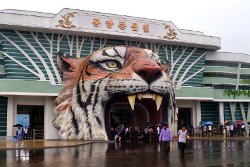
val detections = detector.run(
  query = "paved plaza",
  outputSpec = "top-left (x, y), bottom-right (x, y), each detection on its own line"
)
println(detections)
top-left (0, 139), bottom-right (250, 167)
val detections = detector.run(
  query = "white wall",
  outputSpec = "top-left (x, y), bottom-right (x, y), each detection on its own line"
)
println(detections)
top-left (6, 96), bottom-right (14, 137)
top-left (219, 102), bottom-right (224, 124)
top-left (196, 101), bottom-right (201, 127)
top-left (44, 97), bottom-right (59, 139)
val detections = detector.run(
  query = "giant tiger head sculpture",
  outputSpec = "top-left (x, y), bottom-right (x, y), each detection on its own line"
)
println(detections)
top-left (53, 46), bottom-right (175, 140)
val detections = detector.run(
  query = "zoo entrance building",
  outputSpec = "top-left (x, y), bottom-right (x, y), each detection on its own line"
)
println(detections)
top-left (0, 9), bottom-right (250, 139)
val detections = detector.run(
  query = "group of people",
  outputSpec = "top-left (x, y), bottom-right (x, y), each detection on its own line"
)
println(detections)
top-left (112, 123), bottom-right (190, 158)
top-left (14, 126), bottom-right (29, 141)
top-left (111, 124), bottom-right (156, 144)
top-left (201, 124), bottom-right (213, 136)
top-left (199, 123), bottom-right (247, 137)
top-left (223, 123), bottom-right (246, 137)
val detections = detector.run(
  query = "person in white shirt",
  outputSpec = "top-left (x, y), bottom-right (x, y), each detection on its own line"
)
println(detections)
top-left (230, 124), bottom-right (234, 137)
top-left (23, 126), bottom-right (28, 140)
top-left (226, 125), bottom-right (230, 137)
top-left (241, 124), bottom-right (245, 136)
top-left (208, 125), bottom-right (212, 136)
top-left (178, 125), bottom-right (190, 158)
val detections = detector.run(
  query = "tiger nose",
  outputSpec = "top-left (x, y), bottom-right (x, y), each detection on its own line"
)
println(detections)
top-left (134, 65), bottom-right (162, 84)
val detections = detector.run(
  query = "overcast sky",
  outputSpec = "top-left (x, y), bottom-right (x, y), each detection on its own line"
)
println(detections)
top-left (1, 0), bottom-right (250, 54)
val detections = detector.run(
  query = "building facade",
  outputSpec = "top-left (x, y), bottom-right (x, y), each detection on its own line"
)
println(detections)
top-left (0, 9), bottom-right (249, 139)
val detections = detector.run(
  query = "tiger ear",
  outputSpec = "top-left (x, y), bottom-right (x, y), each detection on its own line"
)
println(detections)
top-left (56, 51), bottom-right (89, 83)
top-left (57, 51), bottom-right (75, 73)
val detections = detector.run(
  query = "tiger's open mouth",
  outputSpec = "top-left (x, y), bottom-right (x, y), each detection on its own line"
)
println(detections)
top-left (105, 91), bottom-right (168, 140)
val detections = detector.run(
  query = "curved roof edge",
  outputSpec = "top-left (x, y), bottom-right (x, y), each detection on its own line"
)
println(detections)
top-left (0, 8), bottom-right (221, 50)
top-left (206, 51), bottom-right (250, 64)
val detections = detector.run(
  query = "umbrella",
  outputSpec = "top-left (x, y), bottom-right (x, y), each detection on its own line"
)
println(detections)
top-left (225, 120), bottom-right (234, 125)
top-left (204, 121), bottom-right (213, 126)
top-left (13, 124), bottom-right (23, 127)
top-left (235, 120), bottom-right (244, 125)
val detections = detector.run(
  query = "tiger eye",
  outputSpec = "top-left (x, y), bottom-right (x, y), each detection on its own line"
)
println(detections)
top-left (106, 61), bottom-right (118, 68)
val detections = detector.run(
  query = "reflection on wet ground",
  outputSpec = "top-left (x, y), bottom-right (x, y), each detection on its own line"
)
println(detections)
top-left (1, 140), bottom-right (250, 167)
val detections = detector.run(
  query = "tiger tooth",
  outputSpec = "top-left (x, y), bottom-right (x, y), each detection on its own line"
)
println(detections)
top-left (155, 95), bottom-right (163, 111)
top-left (128, 95), bottom-right (136, 110)
top-left (152, 94), bottom-right (156, 100)
top-left (137, 94), bottom-right (142, 100)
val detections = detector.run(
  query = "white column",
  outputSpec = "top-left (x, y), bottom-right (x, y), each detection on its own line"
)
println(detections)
top-left (219, 102), bottom-right (224, 124)
top-left (44, 97), bottom-right (59, 139)
top-left (191, 102), bottom-right (196, 127)
top-left (196, 101), bottom-right (201, 127)
top-left (6, 96), bottom-right (14, 138)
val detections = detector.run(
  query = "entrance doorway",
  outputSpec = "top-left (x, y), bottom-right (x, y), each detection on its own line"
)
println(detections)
top-left (106, 102), bottom-right (149, 139)
top-left (17, 105), bottom-right (44, 139)
top-left (177, 108), bottom-right (192, 130)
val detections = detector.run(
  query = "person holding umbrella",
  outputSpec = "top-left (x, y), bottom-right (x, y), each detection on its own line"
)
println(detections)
top-left (205, 121), bottom-right (213, 136)
top-left (13, 124), bottom-right (23, 141)
top-left (17, 126), bottom-right (22, 141)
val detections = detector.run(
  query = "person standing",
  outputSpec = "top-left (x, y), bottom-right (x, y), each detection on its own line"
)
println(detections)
top-left (178, 126), bottom-right (190, 158)
top-left (23, 126), bottom-right (28, 140)
top-left (159, 124), bottom-right (172, 156)
top-left (148, 126), bottom-right (154, 142)
top-left (226, 124), bottom-right (230, 137)
top-left (223, 125), bottom-right (227, 137)
top-left (241, 124), bottom-right (245, 136)
top-left (230, 124), bottom-right (234, 137)
top-left (17, 127), bottom-right (22, 141)
top-left (208, 125), bottom-right (212, 136)
top-left (203, 126), bottom-right (207, 136)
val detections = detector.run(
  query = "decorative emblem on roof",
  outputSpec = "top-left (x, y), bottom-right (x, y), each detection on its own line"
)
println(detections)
top-left (92, 18), bottom-right (101, 27)
top-left (105, 19), bottom-right (114, 29)
top-left (131, 22), bottom-right (139, 31)
top-left (56, 12), bottom-right (77, 29)
top-left (163, 24), bottom-right (177, 40)
top-left (118, 20), bottom-right (126, 30)
top-left (143, 24), bottom-right (149, 33)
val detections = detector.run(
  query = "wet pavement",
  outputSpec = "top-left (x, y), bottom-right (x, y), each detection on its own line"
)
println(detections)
top-left (0, 140), bottom-right (91, 150)
top-left (0, 140), bottom-right (250, 167)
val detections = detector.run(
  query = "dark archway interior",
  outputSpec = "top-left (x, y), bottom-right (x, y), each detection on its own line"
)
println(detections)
top-left (109, 103), bottom-right (149, 130)
top-left (177, 107), bottom-right (192, 130)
